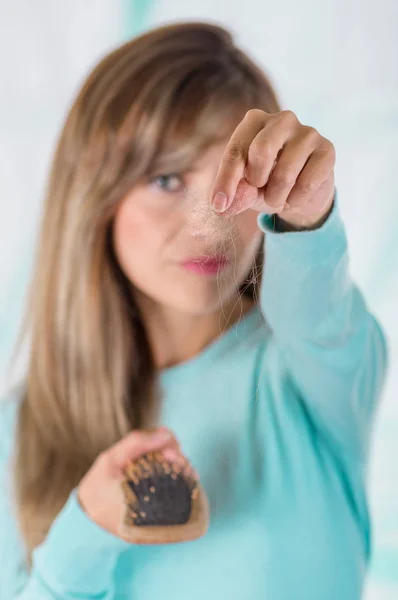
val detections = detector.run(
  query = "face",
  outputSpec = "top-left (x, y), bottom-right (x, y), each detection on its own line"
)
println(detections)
top-left (113, 141), bottom-right (263, 317)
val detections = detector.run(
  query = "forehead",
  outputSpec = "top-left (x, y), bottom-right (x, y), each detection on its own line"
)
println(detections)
top-left (144, 101), bottom-right (246, 179)
top-left (193, 139), bottom-right (230, 170)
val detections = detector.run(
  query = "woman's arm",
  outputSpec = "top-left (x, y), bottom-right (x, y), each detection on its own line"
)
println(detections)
top-left (208, 106), bottom-right (388, 462)
top-left (18, 491), bottom-right (129, 600)
top-left (258, 194), bottom-right (389, 460)
top-left (0, 398), bottom-right (129, 600)
top-left (0, 395), bottom-right (184, 600)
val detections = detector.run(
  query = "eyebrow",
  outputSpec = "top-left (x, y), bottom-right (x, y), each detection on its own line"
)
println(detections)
top-left (149, 165), bottom-right (198, 178)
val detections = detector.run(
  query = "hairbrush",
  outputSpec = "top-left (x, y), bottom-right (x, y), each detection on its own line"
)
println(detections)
top-left (120, 451), bottom-right (209, 544)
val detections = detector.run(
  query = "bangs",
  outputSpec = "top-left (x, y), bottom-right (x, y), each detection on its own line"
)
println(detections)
top-left (142, 64), bottom-right (272, 177)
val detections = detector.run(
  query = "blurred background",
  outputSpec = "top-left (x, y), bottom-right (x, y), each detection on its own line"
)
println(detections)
top-left (0, 0), bottom-right (397, 596)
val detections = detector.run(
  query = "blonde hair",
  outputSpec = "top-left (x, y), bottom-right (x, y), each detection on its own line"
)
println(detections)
top-left (13, 21), bottom-right (281, 558)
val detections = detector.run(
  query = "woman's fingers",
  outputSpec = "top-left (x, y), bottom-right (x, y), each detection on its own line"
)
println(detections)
top-left (261, 126), bottom-right (319, 209)
top-left (210, 107), bottom-right (336, 227)
top-left (245, 112), bottom-right (299, 191)
top-left (107, 428), bottom-right (176, 475)
top-left (212, 109), bottom-right (335, 215)
top-left (211, 109), bottom-right (266, 212)
top-left (161, 446), bottom-right (184, 463)
top-left (285, 141), bottom-right (336, 208)
top-left (212, 110), bottom-right (309, 214)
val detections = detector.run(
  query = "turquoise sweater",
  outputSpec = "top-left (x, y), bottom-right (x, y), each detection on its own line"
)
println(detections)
top-left (0, 195), bottom-right (388, 599)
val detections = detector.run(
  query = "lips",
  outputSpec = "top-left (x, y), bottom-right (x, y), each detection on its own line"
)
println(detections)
top-left (181, 256), bottom-right (230, 275)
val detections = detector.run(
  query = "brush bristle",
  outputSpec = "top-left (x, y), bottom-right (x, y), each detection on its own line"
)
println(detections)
top-left (123, 452), bottom-right (198, 527)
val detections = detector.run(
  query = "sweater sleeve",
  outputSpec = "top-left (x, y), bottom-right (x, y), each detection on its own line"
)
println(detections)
top-left (258, 191), bottom-right (389, 460)
top-left (0, 397), bottom-right (130, 600)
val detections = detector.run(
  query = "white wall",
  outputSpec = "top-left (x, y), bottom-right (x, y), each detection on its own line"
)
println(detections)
top-left (0, 0), bottom-right (123, 388)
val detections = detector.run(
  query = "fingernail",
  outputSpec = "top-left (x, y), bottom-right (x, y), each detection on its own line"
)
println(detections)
top-left (212, 191), bottom-right (228, 213)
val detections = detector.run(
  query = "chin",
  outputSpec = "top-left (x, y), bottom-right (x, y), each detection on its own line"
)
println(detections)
top-left (163, 278), bottom-right (244, 317)
top-left (134, 260), bottom-right (254, 318)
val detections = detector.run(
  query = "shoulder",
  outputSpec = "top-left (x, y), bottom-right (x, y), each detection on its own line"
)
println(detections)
top-left (0, 382), bottom-right (25, 461)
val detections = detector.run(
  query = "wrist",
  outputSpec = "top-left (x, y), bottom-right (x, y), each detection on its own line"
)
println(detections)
top-left (274, 197), bottom-right (335, 233)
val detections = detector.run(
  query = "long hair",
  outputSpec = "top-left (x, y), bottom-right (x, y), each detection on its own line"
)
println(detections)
top-left (13, 21), bottom-right (281, 558)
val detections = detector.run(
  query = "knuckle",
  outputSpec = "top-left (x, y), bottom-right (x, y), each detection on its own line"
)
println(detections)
top-left (224, 142), bottom-right (244, 162)
top-left (302, 125), bottom-right (319, 141)
top-left (247, 147), bottom-right (265, 166)
top-left (249, 144), bottom-right (273, 166)
top-left (272, 168), bottom-right (296, 189)
top-left (296, 178), bottom-right (319, 195)
top-left (321, 138), bottom-right (336, 160)
top-left (279, 109), bottom-right (298, 124)
top-left (245, 108), bottom-right (264, 121)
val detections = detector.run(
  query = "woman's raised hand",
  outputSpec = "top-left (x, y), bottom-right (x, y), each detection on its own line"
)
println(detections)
top-left (211, 109), bottom-right (336, 230)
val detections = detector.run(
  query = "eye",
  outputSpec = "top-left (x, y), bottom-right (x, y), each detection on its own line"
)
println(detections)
top-left (149, 173), bottom-right (185, 193)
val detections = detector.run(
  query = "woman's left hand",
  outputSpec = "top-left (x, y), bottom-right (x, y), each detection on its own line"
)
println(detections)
top-left (211, 109), bottom-right (336, 230)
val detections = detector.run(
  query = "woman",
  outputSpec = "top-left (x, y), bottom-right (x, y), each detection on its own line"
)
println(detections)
top-left (0, 21), bottom-right (388, 599)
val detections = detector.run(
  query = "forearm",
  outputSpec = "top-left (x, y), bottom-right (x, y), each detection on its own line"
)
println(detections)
top-left (258, 193), bottom-right (389, 457)
top-left (2, 490), bottom-right (129, 600)
top-left (273, 197), bottom-right (335, 232)
top-left (259, 193), bottom-right (349, 338)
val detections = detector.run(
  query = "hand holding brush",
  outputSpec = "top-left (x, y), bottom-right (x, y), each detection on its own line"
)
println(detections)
top-left (77, 427), bottom-right (209, 544)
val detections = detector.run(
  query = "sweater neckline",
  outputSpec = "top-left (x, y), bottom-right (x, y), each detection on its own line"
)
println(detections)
top-left (159, 305), bottom-right (262, 385)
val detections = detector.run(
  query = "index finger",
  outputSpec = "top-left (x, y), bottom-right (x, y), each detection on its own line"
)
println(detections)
top-left (211, 110), bottom-right (266, 213)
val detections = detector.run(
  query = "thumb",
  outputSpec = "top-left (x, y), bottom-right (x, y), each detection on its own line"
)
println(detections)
top-left (224, 179), bottom-right (260, 216)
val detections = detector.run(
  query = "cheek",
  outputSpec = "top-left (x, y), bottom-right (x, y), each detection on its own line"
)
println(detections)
top-left (112, 199), bottom-right (164, 277)
top-left (236, 211), bottom-right (263, 253)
